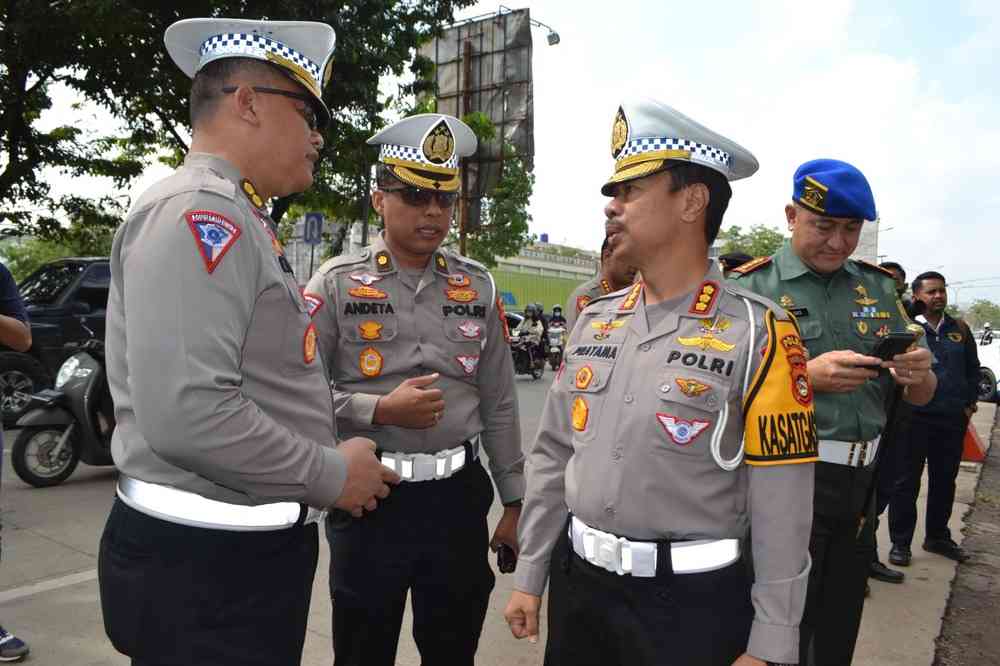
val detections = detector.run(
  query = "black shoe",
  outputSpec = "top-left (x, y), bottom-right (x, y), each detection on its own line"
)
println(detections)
top-left (870, 559), bottom-right (905, 583)
top-left (889, 544), bottom-right (911, 566)
top-left (923, 538), bottom-right (969, 562)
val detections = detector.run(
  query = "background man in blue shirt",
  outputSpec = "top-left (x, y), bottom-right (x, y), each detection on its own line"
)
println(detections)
top-left (889, 271), bottom-right (980, 565)
top-left (0, 260), bottom-right (33, 662)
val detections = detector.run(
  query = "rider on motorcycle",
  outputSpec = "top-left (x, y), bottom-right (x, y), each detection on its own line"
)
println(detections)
top-left (514, 304), bottom-right (545, 364)
top-left (549, 305), bottom-right (567, 328)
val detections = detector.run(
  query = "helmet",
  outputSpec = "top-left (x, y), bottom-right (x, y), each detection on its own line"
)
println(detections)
top-left (986, 323), bottom-right (993, 329)
top-left (552, 305), bottom-right (562, 313)
top-left (524, 303), bottom-right (537, 315)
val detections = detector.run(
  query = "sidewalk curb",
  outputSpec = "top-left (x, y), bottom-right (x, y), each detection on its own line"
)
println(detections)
top-left (933, 408), bottom-right (1000, 665)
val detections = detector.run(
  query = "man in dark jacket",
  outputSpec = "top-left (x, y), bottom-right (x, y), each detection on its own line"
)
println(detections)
top-left (889, 271), bottom-right (980, 565)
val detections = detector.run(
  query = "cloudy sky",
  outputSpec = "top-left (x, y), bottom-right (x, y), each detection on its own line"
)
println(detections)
top-left (41, 0), bottom-right (1000, 304)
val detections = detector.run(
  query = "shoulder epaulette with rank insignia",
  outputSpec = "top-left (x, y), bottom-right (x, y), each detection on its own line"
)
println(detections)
top-left (317, 248), bottom-right (370, 276)
top-left (728, 256), bottom-right (772, 276)
top-left (449, 252), bottom-right (490, 277)
top-left (856, 259), bottom-right (895, 278)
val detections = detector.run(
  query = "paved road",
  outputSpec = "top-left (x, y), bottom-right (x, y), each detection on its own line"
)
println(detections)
top-left (0, 375), bottom-right (991, 665)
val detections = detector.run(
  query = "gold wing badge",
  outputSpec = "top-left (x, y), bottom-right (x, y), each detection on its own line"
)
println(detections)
top-left (854, 284), bottom-right (879, 306)
top-left (678, 316), bottom-right (736, 352)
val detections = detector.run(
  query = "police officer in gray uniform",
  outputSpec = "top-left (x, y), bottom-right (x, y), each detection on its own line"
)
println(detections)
top-left (305, 114), bottom-right (524, 666)
top-left (98, 18), bottom-right (397, 666)
top-left (505, 98), bottom-right (817, 666)
top-left (565, 235), bottom-right (637, 331)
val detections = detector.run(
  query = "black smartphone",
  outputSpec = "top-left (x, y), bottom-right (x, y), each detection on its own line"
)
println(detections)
top-left (871, 332), bottom-right (916, 361)
top-left (497, 544), bottom-right (517, 574)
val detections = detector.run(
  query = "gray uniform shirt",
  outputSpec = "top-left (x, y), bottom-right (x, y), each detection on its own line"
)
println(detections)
top-left (565, 275), bottom-right (614, 332)
top-left (304, 233), bottom-right (524, 503)
top-left (517, 262), bottom-right (817, 663)
top-left (106, 153), bottom-right (346, 508)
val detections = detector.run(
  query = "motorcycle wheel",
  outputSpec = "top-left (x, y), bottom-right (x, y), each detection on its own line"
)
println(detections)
top-left (550, 353), bottom-right (562, 371)
top-left (11, 426), bottom-right (80, 487)
top-left (532, 364), bottom-right (544, 380)
top-left (978, 367), bottom-right (997, 403)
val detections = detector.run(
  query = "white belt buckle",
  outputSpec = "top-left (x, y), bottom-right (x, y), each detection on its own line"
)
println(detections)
top-left (618, 537), bottom-right (632, 575)
top-left (304, 507), bottom-right (328, 525)
top-left (582, 528), bottom-right (597, 561)
top-left (596, 533), bottom-right (619, 572)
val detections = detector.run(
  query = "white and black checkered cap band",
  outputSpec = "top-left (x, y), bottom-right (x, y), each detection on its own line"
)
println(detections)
top-left (379, 144), bottom-right (459, 170)
top-left (199, 33), bottom-right (320, 81)
top-left (618, 137), bottom-right (732, 170)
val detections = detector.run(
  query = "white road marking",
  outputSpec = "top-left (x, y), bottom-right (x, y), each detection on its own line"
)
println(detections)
top-left (0, 568), bottom-right (98, 605)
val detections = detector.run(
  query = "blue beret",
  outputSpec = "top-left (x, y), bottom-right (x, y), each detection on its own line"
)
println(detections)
top-left (792, 159), bottom-right (876, 221)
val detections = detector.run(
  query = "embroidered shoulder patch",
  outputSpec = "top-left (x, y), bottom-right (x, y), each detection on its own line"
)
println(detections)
top-left (303, 292), bottom-right (324, 317)
top-left (186, 210), bottom-right (241, 274)
top-left (742, 310), bottom-right (819, 466)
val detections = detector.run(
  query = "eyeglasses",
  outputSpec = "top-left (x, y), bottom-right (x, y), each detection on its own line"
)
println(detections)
top-left (381, 186), bottom-right (458, 209)
top-left (221, 86), bottom-right (319, 131)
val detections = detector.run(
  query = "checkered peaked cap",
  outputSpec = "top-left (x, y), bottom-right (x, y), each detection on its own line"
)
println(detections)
top-left (601, 97), bottom-right (758, 195)
top-left (165, 18), bottom-right (335, 127)
top-left (368, 114), bottom-right (477, 192)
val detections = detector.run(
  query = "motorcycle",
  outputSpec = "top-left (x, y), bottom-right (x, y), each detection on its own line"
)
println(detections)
top-left (510, 331), bottom-right (545, 380)
top-left (11, 325), bottom-right (115, 488)
top-left (547, 324), bottom-right (566, 371)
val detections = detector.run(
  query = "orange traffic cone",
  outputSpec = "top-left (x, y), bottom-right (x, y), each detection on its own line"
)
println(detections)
top-left (962, 421), bottom-right (988, 463)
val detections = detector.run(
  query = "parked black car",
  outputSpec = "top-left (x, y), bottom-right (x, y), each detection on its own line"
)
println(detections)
top-left (1, 258), bottom-right (110, 427)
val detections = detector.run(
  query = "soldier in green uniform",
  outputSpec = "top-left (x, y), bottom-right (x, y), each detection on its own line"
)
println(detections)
top-left (729, 159), bottom-right (936, 666)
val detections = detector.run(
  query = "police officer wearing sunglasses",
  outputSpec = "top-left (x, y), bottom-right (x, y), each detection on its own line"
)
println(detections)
top-left (304, 114), bottom-right (525, 666)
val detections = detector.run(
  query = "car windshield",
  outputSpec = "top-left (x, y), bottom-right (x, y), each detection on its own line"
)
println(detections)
top-left (18, 262), bottom-right (85, 305)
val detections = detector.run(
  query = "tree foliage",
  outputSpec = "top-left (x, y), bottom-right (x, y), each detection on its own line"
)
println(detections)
top-left (464, 143), bottom-right (535, 268)
top-left (0, 0), bottom-right (475, 232)
top-left (962, 299), bottom-right (1000, 329)
top-left (717, 224), bottom-right (785, 258)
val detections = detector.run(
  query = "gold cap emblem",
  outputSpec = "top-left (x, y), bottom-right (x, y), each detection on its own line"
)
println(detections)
top-left (611, 107), bottom-right (629, 159)
top-left (422, 119), bottom-right (456, 164)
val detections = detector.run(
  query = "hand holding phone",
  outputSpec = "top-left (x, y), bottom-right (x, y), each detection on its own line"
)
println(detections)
top-left (871, 332), bottom-right (916, 361)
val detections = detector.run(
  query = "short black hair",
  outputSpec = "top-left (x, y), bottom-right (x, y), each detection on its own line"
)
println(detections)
top-left (665, 163), bottom-right (732, 244)
top-left (912, 270), bottom-right (946, 294)
top-left (375, 163), bottom-right (402, 189)
top-left (189, 58), bottom-right (288, 128)
top-left (879, 261), bottom-right (906, 280)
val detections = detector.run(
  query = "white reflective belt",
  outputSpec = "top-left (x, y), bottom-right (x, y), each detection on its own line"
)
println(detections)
top-left (380, 437), bottom-right (479, 482)
top-left (818, 436), bottom-right (881, 468)
top-left (117, 475), bottom-right (324, 532)
top-left (569, 516), bottom-right (740, 576)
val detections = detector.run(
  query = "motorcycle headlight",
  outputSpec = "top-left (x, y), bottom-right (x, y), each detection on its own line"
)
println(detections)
top-left (55, 356), bottom-right (81, 389)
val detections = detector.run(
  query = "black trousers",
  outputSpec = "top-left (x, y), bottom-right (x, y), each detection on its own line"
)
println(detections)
top-left (544, 527), bottom-right (753, 666)
top-left (871, 431), bottom-right (906, 557)
top-left (800, 465), bottom-right (875, 666)
top-left (98, 498), bottom-right (318, 666)
top-left (327, 458), bottom-right (495, 666)
top-left (889, 413), bottom-right (967, 546)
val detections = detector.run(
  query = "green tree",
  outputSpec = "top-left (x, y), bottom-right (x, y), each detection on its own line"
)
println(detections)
top-left (1, 0), bottom-right (474, 233)
top-left (0, 195), bottom-right (123, 279)
top-left (464, 143), bottom-right (535, 268)
top-left (963, 299), bottom-right (1000, 329)
top-left (717, 224), bottom-right (785, 258)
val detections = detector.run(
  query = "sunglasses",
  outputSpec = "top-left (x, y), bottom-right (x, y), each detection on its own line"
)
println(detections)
top-left (381, 186), bottom-right (458, 209)
top-left (221, 86), bottom-right (319, 131)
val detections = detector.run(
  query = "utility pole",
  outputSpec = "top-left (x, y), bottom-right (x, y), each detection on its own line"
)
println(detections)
top-left (459, 39), bottom-right (473, 256)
